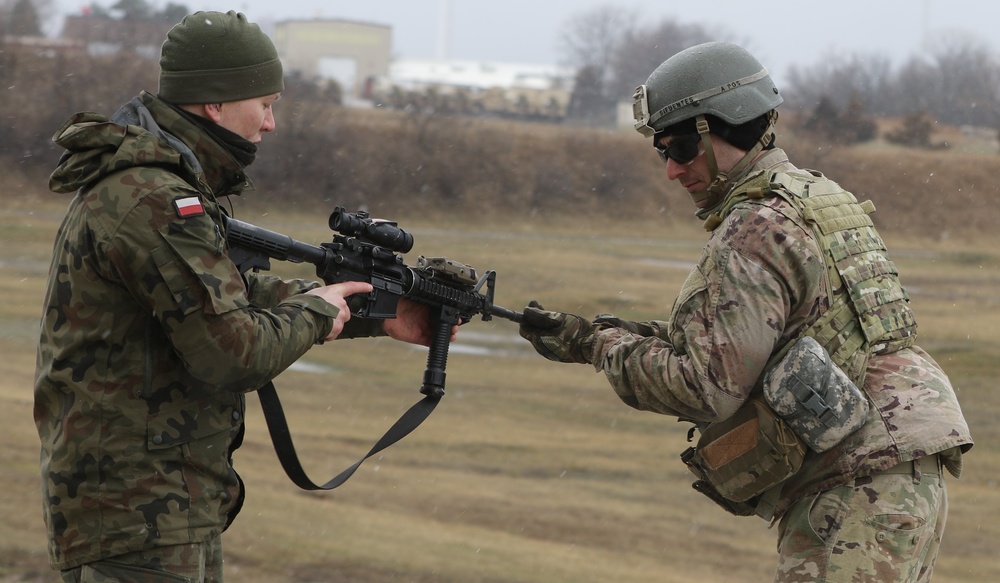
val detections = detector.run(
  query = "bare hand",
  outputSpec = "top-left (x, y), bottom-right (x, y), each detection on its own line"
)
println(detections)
top-left (306, 281), bottom-right (373, 341)
top-left (382, 298), bottom-right (459, 346)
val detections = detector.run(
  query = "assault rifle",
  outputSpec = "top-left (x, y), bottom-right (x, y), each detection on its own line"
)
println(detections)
top-left (224, 207), bottom-right (523, 491)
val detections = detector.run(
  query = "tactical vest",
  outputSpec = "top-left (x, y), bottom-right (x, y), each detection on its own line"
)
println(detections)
top-left (684, 167), bottom-right (921, 521)
top-left (711, 168), bottom-right (918, 387)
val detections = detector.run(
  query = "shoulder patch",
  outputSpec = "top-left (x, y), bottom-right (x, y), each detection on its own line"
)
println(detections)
top-left (173, 196), bottom-right (205, 218)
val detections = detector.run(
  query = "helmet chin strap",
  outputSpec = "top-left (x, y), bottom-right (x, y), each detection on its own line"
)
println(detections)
top-left (688, 115), bottom-right (717, 207)
top-left (692, 111), bottom-right (778, 222)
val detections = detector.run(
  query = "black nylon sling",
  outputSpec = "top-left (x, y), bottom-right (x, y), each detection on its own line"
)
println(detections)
top-left (257, 380), bottom-right (439, 490)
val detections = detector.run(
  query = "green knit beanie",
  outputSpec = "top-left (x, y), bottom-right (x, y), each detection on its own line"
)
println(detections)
top-left (158, 11), bottom-right (284, 104)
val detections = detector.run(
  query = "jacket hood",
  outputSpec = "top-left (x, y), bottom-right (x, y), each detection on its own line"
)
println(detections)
top-left (48, 91), bottom-right (249, 197)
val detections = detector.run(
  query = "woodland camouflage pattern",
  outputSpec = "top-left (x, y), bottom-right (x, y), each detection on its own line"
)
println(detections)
top-left (590, 149), bottom-right (972, 521)
top-left (34, 91), bottom-right (376, 570)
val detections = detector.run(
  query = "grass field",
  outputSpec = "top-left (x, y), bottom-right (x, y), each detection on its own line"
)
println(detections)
top-left (1, 193), bottom-right (998, 582)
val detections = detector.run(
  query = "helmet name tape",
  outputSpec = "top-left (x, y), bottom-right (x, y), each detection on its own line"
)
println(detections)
top-left (650, 68), bottom-right (770, 128)
top-left (638, 67), bottom-right (771, 136)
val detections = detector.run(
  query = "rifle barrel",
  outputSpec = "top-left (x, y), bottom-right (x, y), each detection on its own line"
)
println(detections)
top-left (489, 304), bottom-right (524, 323)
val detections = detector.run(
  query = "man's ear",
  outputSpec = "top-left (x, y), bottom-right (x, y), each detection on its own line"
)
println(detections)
top-left (203, 103), bottom-right (224, 123)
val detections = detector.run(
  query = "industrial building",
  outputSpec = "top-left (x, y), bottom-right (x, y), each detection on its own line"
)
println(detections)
top-left (272, 19), bottom-right (392, 101)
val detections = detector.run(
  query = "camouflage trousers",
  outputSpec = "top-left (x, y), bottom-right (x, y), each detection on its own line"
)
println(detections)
top-left (60, 535), bottom-right (224, 583)
top-left (774, 454), bottom-right (947, 582)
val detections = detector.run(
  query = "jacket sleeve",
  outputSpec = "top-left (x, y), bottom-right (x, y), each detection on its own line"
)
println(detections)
top-left (592, 203), bottom-right (824, 423)
top-left (245, 271), bottom-right (321, 307)
top-left (111, 189), bottom-right (340, 392)
top-left (246, 271), bottom-right (387, 339)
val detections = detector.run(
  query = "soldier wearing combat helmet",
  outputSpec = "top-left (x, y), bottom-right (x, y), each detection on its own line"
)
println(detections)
top-left (34, 11), bottom-right (438, 582)
top-left (519, 41), bottom-right (972, 582)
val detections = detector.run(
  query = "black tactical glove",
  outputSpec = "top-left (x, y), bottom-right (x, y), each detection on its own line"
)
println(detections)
top-left (518, 301), bottom-right (596, 364)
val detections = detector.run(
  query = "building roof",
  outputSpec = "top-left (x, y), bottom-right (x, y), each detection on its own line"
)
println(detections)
top-left (388, 58), bottom-right (573, 91)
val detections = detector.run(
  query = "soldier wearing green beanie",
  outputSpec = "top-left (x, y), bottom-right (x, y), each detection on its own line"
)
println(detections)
top-left (158, 10), bottom-right (285, 105)
top-left (35, 11), bottom-right (437, 582)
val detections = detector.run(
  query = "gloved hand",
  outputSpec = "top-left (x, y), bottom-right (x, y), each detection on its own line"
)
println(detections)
top-left (518, 301), bottom-right (596, 364)
top-left (593, 314), bottom-right (658, 337)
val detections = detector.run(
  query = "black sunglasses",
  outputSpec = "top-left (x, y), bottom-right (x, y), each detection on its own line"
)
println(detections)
top-left (654, 133), bottom-right (702, 165)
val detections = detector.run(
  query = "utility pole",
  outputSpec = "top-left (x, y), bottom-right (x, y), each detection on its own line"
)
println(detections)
top-left (436, 0), bottom-right (452, 60)
top-left (921, 0), bottom-right (930, 54)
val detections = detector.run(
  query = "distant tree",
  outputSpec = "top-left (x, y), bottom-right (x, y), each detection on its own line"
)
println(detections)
top-left (923, 35), bottom-right (1000, 126)
top-left (111, 0), bottom-right (152, 21)
top-left (558, 4), bottom-right (634, 126)
top-left (77, 0), bottom-right (188, 22)
top-left (798, 93), bottom-right (876, 145)
top-left (785, 52), bottom-right (893, 113)
top-left (558, 6), bottom-right (730, 127)
top-left (557, 4), bottom-right (634, 86)
top-left (885, 57), bottom-right (935, 117)
top-left (159, 2), bottom-right (189, 23)
top-left (83, 1), bottom-right (114, 17)
top-left (885, 110), bottom-right (944, 149)
top-left (786, 34), bottom-right (1000, 129)
top-left (839, 93), bottom-right (878, 143)
top-left (800, 96), bottom-right (840, 137)
top-left (566, 64), bottom-right (613, 126)
top-left (607, 19), bottom-right (719, 104)
top-left (4, 0), bottom-right (41, 35)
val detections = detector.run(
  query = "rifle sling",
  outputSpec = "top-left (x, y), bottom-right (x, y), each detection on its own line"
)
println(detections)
top-left (257, 380), bottom-right (440, 490)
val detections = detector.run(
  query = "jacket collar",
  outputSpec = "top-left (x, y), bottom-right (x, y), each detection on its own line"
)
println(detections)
top-left (120, 91), bottom-right (252, 197)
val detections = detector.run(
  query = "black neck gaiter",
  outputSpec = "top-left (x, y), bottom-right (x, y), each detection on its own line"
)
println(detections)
top-left (172, 105), bottom-right (259, 168)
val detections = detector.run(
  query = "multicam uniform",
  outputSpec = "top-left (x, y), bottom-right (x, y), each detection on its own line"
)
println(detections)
top-left (34, 91), bottom-right (376, 571)
top-left (590, 148), bottom-right (972, 580)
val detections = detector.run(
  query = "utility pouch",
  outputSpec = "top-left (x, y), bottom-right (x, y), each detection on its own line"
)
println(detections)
top-left (690, 477), bottom-right (758, 517)
top-left (681, 447), bottom-right (756, 516)
top-left (681, 398), bottom-right (805, 503)
top-left (763, 336), bottom-right (869, 453)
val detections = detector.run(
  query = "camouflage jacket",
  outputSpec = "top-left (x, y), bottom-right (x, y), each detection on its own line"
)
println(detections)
top-left (592, 149), bottom-right (972, 519)
top-left (34, 91), bottom-right (377, 569)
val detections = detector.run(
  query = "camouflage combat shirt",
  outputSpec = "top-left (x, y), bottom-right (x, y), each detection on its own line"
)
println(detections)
top-left (592, 148), bottom-right (973, 519)
top-left (34, 91), bottom-right (374, 569)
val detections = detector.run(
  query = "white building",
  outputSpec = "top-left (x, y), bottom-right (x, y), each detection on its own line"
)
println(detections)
top-left (385, 58), bottom-right (573, 92)
top-left (372, 58), bottom-right (574, 120)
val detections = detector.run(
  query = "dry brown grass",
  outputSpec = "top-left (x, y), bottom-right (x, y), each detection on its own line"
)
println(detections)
top-left (2, 131), bottom-right (999, 582)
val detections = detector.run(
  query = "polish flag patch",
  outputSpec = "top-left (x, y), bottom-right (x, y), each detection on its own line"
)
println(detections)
top-left (173, 196), bottom-right (205, 218)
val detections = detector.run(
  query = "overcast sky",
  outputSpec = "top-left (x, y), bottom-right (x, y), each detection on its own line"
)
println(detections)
top-left (52, 0), bottom-right (1000, 87)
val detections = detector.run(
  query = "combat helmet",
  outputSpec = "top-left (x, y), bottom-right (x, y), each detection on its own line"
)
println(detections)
top-left (633, 41), bottom-right (782, 136)
top-left (632, 42), bottom-right (783, 220)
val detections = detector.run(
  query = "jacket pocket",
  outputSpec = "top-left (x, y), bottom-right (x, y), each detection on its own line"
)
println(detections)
top-left (668, 262), bottom-right (711, 352)
top-left (151, 228), bottom-right (248, 317)
top-left (146, 396), bottom-right (241, 451)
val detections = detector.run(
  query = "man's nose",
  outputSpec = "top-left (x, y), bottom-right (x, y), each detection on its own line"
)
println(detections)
top-left (262, 109), bottom-right (276, 133)
top-left (665, 157), bottom-right (685, 181)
